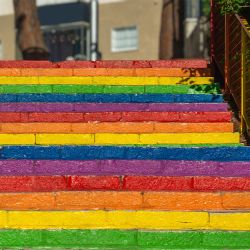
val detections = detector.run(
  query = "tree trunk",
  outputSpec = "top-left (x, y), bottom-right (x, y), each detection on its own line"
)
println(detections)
top-left (159, 0), bottom-right (184, 59)
top-left (13, 0), bottom-right (49, 60)
top-left (159, 0), bottom-right (174, 59)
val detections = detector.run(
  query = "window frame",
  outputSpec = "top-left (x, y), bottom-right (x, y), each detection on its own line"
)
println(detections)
top-left (111, 26), bottom-right (139, 53)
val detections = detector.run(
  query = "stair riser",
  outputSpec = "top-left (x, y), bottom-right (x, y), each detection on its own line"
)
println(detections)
top-left (2, 146), bottom-right (250, 161)
top-left (0, 76), bottom-right (214, 85)
top-left (0, 84), bottom-right (220, 94)
top-left (0, 94), bottom-right (224, 103)
top-left (0, 160), bottom-right (248, 177)
top-left (0, 68), bottom-right (212, 77)
top-left (0, 210), bottom-right (248, 230)
top-left (0, 191), bottom-right (248, 210)
top-left (0, 59), bottom-right (209, 68)
top-left (0, 176), bottom-right (248, 192)
top-left (0, 103), bottom-right (228, 112)
top-left (0, 230), bottom-right (248, 249)
top-left (0, 133), bottom-right (239, 145)
top-left (0, 122), bottom-right (234, 133)
top-left (0, 112), bottom-right (231, 122)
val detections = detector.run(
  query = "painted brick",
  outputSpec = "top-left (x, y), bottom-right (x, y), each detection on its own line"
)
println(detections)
top-left (0, 113), bottom-right (22, 122)
top-left (0, 193), bottom-right (55, 210)
top-left (209, 213), bottom-right (250, 230)
top-left (222, 192), bottom-right (250, 209)
top-left (138, 231), bottom-right (203, 248)
top-left (35, 134), bottom-right (95, 145)
top-left (0, 160), bottom-right (33, 175)
top-left (1, 123), bottom-right (72, 133)
top-left (121, 112), bottom-right (180, 122)
top-left (73, 68), bottom-right (109, 76)
top-left (178, 112), bottom-right (231, 122)
top-left (28, 113), bottom-right (84, 122)
top-left (134, 211), bottom-right (209, 230)
top-left (43, 229), bottom-right (137, 247)
top-left (21, 68), bottom-right (73, 76)
top-left (0, 134), bottom-right (35, 145)
top-left (57, 61), bottom-right (95, 68)
top-left (158, 76), bottom-right (213, 85)
top-left (33, 176), bottom-right (69, 191)
top-left (149, 59), bottom-right (208, 68)
top-left (0, 93), bottom-right (224, 103)
top-left (69, 176), bottom-right (121, 190)
top-left (60, 146), bottom-right (126, 160)
top-left (4, 211), bottom-right (250, 230)
top-left (143, 192), bottom-right (223, 210)
top-left (133, 60), bottom-right (151, 68)
top-left (1, 146), bottom-right (61, 160)
top-left (135, 68), bottom-right (211, 77)
top-left (123, 176), bottom-right (193, 191)
top-left (0, 76), bottom-right (39, 84)
top-left (38, 76), bottom-right (93, 85)
top-left (52, 85), bottom-right (104, 94)
top-left (3, 146), bottom-right (250, 161)
top-left (56, 191), bottom-right (142, 210)
top-left (139, 133), bottom-right (238, 144)
top-left (0, 68), bottom-right (21, 76)
top-left (95, 133), bottom-right (140, 145)
top-left (84, 112), bottom-right (122, 122)
top-left (0, 60), bottom-right (54, 68)
top-left (202, 231), bottom-right (250, 247)
top-left (92, 76), bottom-right (158, 85)
top-left (0, 85), bottom-right (53, 94)
top-left (0, 176), bottom-right (33, 192)
top-left (95, 60), bottom-right (135, 68)
top-left (103, 85), bottom-right (144, 94)
top-left (193, 177), bottom-right (250, 191)
top-left (34, 160), bottom-right (100, 175)
top-left (154, 123), bottom-right (234, 133)
top-left (0, 230), bottom-right (43, 247)
top-left (0, 230), bottom-right (249, 248)
top-left (71, 122), bottom-right (154, 133)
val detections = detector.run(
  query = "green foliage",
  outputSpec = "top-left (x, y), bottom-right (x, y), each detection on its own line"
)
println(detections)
top-left (202, 0), bottom-right (211, 16)
top-left (216, 0), bottom-right (250, 14)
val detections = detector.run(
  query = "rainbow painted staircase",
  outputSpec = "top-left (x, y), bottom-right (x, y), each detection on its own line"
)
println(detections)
top-left (0, 59), bottom-right (249, 249)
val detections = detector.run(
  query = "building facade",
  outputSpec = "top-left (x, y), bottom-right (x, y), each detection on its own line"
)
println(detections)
top-left (0, 0), bottom-right (209, 60)
top-left (0, 1), bottom-right (15, 60)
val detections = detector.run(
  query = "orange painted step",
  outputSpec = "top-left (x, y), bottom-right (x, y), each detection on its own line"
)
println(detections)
top-left (0, 191), bottom-right (248, 211)
top-left (0, 122), bottom-right (234, 134)
top-left (0, 68), bottom-right (211, 77)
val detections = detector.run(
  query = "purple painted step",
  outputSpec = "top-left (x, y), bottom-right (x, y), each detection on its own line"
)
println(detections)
top-left (0, 160), bottom-right (249, 177)
top-left (0, 103), bottom-right (228, 112)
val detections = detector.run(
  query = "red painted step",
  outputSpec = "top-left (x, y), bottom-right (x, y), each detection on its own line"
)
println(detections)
top-left (0, 60), bottom-right (208, 69)
top-left (0, 176), bottom-right (249, 192)
top-left (0, 112), bottom-right (231, 123)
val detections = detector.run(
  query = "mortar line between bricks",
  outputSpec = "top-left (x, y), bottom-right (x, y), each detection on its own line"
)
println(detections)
top-left (32, 160), bottom-right (36, 175)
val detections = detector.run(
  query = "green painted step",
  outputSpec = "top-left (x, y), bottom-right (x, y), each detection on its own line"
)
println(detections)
top-left (0, 230), bottom-right (249, 249)
top-left (0, 83), bottom-right (221, 94)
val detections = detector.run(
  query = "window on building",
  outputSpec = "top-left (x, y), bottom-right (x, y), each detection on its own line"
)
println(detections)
top-left (111, 26), bottom-right (138, 52)
top-left (185, 0), bottom-right (201, 18)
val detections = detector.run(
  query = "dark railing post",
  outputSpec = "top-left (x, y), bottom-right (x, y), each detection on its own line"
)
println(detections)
top-left (225, 14), bottom-right (230, 95)
top-left (210, 0), bottom-right (215, 63)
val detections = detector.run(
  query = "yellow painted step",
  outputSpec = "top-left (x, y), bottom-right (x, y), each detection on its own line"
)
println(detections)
top-left (0, 133), bottom-right (239, 145)
top-left (0, 76), bottom-right (214, 85)
top-left (0, 211), bottom-right (249, 230)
